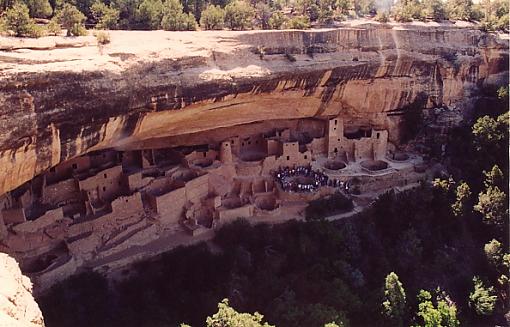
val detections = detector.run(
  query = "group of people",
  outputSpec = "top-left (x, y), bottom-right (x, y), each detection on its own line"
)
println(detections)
top-left (273, 166), bottom-right (329, 193)
top-left (273, 166), bottom-right (351, 193)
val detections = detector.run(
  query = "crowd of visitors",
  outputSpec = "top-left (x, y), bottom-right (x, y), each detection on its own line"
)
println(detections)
top-left (273, 166), bottom-right (347, 193)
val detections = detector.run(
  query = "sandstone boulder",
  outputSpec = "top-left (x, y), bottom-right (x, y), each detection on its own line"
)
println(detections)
top-left (0, 253), bottom-right (45, 327)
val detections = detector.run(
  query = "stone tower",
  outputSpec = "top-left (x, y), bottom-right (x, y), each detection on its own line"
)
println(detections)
top-left (220, 141), bottom-right (233, 163)
top-left (327, 117), bottom-right (344, 158)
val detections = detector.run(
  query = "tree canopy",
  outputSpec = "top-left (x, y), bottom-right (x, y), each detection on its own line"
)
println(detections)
top-left (205, 299), bottom-right (275, 327)
top-left (469, 277), bottom-right (497, 316)
top-left (415, 289), bottom-right (460, 327)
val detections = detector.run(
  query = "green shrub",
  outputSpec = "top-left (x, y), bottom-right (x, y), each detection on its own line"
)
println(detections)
top-left (136, 0), bottom-right (164, 29)
top-left (200, 4), bottom-right (225, 30)
top-left (2, 2), bottom-right (35, 37)
top-left (478, 20), bottom-right (494, 32)
top-left (285, 15), bottom-right (310, 29)
top-left (55, 3), bottom-right (87, 36)
top-left (161, 0), bottom-right (197, 31)
top-left (183, 12), bottom-right (198, 30)
top-left (94, 30), bottom-right (110, 44)
top-left (336, 0), bottom-right (352, 15)
top-left (224, 1), bottom-right (255, 30)
top-left (25, 0), bottom-right (53, 18)
top-left (469, 276), bottom-right (497, 316)
top-left (375, 11), bottom-right (390, 22)
top-left (445, 0), bottom-right (475, 20)
top-left (26, 23), bottom-right (45, 37)
top-left (268, 11), bottom-right (287, 29)
top-left (494, 14), bottom-right (509, 31)
top-left (255, 2), bottom-right (272, 29)
top-left (70, 23), bottom-right (87, 36)
top-left (422, 0), bottom-right (448, 21)
top-left (91, 1), bottom-right (120, 29)
top-left (46, 18), bottom-right (61, 35)
top-left (318, 4), bottom-right (334, 24)
top-left (392, 0), bottom-right (427, 21)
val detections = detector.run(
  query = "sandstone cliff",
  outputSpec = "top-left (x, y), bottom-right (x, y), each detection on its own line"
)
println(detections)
top-left (0, 253), bottom-right (45, 327)
top-left (0, 23), bottom-right (508, 195)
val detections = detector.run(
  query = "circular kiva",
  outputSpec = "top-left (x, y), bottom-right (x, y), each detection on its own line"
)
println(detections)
top-left (360, 160), bottom-right (388, 171)
top-left (192, 158), bottom-right (213, 168)
top-left (324, 159), bottom-right (346, 170)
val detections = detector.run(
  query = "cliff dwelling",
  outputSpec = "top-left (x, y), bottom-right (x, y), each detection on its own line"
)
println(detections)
top-left (0, 21), bottom-right (507, 300)
top-left (0, 115), bottom-right (427, 289)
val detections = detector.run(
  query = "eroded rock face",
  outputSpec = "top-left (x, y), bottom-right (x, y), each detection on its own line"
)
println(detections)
top-left (0, 25), bottom-right (508, 195)
top-left (0, 253), bottom-right (45, 327)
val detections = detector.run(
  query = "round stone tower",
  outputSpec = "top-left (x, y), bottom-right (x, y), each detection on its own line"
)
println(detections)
top-left (220, 141), bottom-right (233, 163)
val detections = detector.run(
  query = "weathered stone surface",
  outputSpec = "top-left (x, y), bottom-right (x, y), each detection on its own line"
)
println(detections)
top-left (0, 253), bottom-right (45, 327)
top-left (0, 24), bottom-right (508, 195)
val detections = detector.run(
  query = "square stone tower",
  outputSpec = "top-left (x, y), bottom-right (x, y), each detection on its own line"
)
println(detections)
top-left (327, 117), bottom-right (344, 157)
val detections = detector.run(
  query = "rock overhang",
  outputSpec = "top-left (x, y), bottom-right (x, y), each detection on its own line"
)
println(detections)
top-left (0, 24), bottom-right (508, 195)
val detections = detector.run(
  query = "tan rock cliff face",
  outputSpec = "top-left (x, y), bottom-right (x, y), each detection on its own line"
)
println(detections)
top-left (0, 25), bottom-right (508, 195)
top-left (0, 253), bottom-right (45, 327)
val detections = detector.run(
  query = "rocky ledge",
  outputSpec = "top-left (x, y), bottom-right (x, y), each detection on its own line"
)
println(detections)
top-left (0, 253), bottom-right (45, 327)
top-left (0, 23), bottom-right (508, 195)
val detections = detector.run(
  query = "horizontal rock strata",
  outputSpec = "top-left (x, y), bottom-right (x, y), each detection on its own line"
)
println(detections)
top-left (0, 25), bottom-right (508, 195)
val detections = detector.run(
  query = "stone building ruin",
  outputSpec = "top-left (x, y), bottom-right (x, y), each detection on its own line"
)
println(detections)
top-left (0, 115), bottom-right (427, 290)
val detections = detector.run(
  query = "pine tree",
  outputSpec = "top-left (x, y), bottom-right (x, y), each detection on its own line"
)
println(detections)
top-left (415, 289), bottom-right (459, 327)
top-left (200, 4), bottom-right (225, 30)
top-left (206, 299), bottom-right (274, 327)
top-left (451, 182), bottom-right (471, 217)
top-left (484, 239), bottom-right (503, 269)
top-left (474, 185), bottom-right (507, 227)
top-left (224, 1), bottom-right (254, 30)
top-left (2, 2), bottom-right (34, 36)
top-left (382, 272), bottom-right (406, 326)
top-left (469, 276), bottom-right (497, 316)
top-left (55, 3), bottom-right (87, 36)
